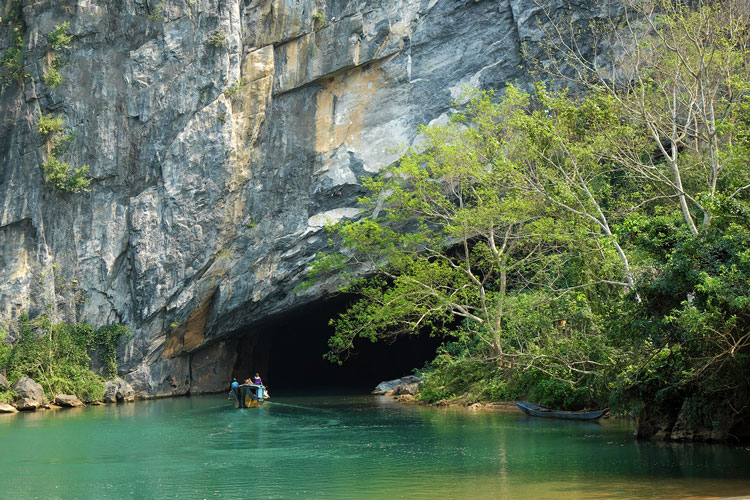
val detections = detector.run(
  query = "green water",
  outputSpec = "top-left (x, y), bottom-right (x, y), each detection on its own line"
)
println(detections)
top-left (1, 394), bottom-right (749, 500)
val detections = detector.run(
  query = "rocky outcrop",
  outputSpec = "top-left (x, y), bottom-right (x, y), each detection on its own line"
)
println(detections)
top-left (55, 394), bottom-right (84, 407)
top-left (0, 403), bottom-right (18, 413)
top-left (373, 375), bottom-right (421, 396)
top-left (636, 399), bottom-right (750, 443)
top-left (0, 0), bottom-right (614, 398)
top-left (0, 373), bottom-right (8, 391)
top-left (12, 377), bottom-right (46, 411)
top-left (103, 378), bottom-right (135, 403)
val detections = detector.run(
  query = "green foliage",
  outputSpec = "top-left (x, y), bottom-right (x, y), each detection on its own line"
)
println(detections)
top-left (148, 2), bottom-right (165, 21)
top-left (1, 7), bottom-right (28, 91)
top-left (224, 78), bottom-right (245, 99)
top-left (43, 23), bottom-right (72, 88)
top-left (316, 86), bottom-right (632, 373)
top-left (312, 12), bottom-right (325, 29)
top-left (302, 0), bottom-right (750, 422)
top-left (93, 324), bottom-right (131, 379)
top-left (0, 390), bottom-right (18, 404)
top-left (294, 252), bottom-right (347, 292)
top-left (207, 29), bottom-right (227, 48)
top-left (38, 114), bottom-right (64, 138)
top-left (42, 155), bottom-right (91, 193)
top-left (1, 316), bottom-right (130, 402)
top-left (216, 248), bottom-right (233, 259)
top-left (42, 63), bottom-right (63, 88)
top-left (38, 113), bottom-right (91, 192)
top-left (47, 22), bottom-right (73, 51)
top-left (3, 315), bottom-right (100, 401)
top-left (0, 328), bottom-right (12, 369)
top-left (610, 210), bottom-right (750, 419)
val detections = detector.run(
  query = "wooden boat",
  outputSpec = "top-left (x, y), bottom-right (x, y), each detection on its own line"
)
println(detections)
top-left (230, 383), bottom-right (267, 408)
top-left (514, 400), bottom-right (608, 420)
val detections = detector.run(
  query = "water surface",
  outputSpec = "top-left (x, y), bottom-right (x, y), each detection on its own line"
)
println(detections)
top-left (1, 393), bottom-right (749, 499)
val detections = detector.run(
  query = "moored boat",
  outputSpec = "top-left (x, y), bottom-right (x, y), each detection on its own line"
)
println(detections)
top-left (230, 383), bottom-right (267, 408)
top-left (514, 400), bottom-right (608, 420)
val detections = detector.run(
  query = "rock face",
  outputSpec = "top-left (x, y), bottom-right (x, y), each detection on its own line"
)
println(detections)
top-left (372, 375), bottom-right (421, 396)
top-left (55, 394), bottom-right (84, 407)
top-left (103, 378), bottom-right (136, 403)
top-left (0, 0), bottom-right (613, 397)
top-left (0, 373), bottom-right (8, 392)
top-left (636, 400), bottom-right (750, 443)
top-left (12, 377), bottom-right (46, 411)
top-left (0, 403), bottom-right (18, 413)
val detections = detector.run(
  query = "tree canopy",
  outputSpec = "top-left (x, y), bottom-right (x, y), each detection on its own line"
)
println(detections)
top-left (306, 0), bottom-right (750, 423)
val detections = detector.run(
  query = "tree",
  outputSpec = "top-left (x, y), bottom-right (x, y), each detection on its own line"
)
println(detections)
top-left (533, 0), bottom-right (750, 234)
top-left (319, 114), bottom-right (549, 362)
top-left (313, 90), bottom-right (629, 388)
top-left (499, 85), bottom-right (644, 300)
top-left (2, 315), bottom-right (131, 402)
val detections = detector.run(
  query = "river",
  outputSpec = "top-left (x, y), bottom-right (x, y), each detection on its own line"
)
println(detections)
top-left (1, 393), bottom-right (749, 499)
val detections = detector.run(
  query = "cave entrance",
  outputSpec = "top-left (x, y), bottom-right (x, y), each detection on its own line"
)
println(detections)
top-left (231, 295), bottom-right (442, 393)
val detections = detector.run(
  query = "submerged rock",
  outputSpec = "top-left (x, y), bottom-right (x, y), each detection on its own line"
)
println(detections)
top-left (55, 394), bottom-right (84, 408)
top-left (12, 377), bottom-right (46, 411)
top-left (103, 379), bottom-right (136, 403)
top-left (0, 403), bottom-right (18, 413)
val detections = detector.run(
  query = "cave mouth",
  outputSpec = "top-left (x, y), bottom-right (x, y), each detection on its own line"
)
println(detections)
top-left (231, 294), bottom-right (442, 394)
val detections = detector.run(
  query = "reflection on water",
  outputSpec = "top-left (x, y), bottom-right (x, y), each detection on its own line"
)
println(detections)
top-left (1, 393), bottom-right (749, 499)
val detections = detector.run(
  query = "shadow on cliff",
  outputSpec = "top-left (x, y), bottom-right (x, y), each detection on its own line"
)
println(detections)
top-left (231, 295), bottom-right (442, 393)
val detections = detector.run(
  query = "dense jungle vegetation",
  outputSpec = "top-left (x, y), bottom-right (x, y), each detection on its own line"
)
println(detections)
top-left (309, 0), bottom-right (750, 427)
top-left (0, 315), bottom-right (130, 404)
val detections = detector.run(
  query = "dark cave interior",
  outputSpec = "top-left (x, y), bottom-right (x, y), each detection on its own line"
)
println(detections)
top-left (231, 295), bottom-right (442, 393)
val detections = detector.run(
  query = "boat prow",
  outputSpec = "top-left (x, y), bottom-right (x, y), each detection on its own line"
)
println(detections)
top-left (514, 400), bottom-right (608, 420)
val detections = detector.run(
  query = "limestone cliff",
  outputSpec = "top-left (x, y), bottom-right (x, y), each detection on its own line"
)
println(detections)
top-left (0, 0), bottom-right (591, 396)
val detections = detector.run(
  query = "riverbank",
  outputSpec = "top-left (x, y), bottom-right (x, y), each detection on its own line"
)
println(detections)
top-left (0, 376), bottom-right (135, 414)
top-left (373, 375), bottom-right (523, 414)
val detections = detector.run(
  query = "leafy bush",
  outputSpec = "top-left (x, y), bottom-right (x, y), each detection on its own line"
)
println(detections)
top-left (39, 116), bottom-right (91, 193)
top-left (42, 64), bottom-right (63, 88)
top-left (47, 22), bottom-right (72, 51)
top-left (38, 114), bottom-right (65, 137)
top-left (0, 390), bottom-right (18, 405)
top-left (207, 29), bottom-right (227, 48)
top-left (224, 78), bottom-right (245, 99)
top-left (1, 315), bottom-right (131, 402)
top-left (93, 324), bottom-right (131, 379)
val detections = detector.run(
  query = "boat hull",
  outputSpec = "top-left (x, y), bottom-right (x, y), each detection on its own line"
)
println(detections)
top-left (514, 401), bottom-right (608, 420)
top-left (231, 384), bottom-right (266, 408)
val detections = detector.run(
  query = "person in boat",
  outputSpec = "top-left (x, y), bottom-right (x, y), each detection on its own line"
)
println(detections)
top-left (252, 372), bottom-right (270, 398)
top-left (229, 378), bottom-right (239, 399)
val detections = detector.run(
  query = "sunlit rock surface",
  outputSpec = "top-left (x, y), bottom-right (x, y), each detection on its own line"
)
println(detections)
top-left (12, 377), bottom-right (46, 410)
top-left (0, 0), bottom-right (593, 396)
